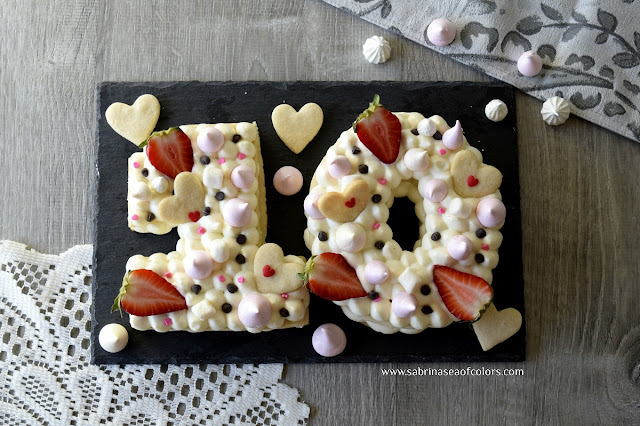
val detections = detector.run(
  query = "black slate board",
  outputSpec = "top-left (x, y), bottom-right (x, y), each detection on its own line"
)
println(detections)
top-left (92, 81), bottom-right (525, 364)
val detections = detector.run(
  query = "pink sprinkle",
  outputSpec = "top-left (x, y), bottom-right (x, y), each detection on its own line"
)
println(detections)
top-left (238, 153), bottom-right (246, 160)
top-left (438, 207), bottom-right (446, 215)
top-left (164, 318), bottom-right (173, 326)
top-left (281, 293), bottom-right (289, 299)
top-left (218, 158), bottom-right (226, 164)
top-left (218, 275), bottom-right (226, 282)
top-left (378, 179), bottom-right (387, 185)
top-left (164, 272), bottom-right (172, 278)
top-left (133, 162), bottom-right (140, 168)
top-left (439, 149), bottom-right (446, 155)
top-left (197, 227), bottom-right (206, 234)
top-left (237, 276), bottom-right (245, 284)
top-left (481, 244), bottom-right (490, 251)
top-left (372, 222), bottom-right (380, 230)
top-left (373, 297), bottom-right (381, 302)
top-left (131, 214), bottom-right (139, 221)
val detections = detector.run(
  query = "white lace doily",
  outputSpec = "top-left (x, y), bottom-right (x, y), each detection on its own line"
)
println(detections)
top-left (0, 240), bottom-right (309, 426)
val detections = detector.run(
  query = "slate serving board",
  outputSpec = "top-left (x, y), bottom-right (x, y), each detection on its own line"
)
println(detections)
top-left (92, 81), bottom-right (525, 364)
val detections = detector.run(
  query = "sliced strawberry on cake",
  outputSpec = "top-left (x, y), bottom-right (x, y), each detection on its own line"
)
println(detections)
top-left (112, 269), bottom-right (188, 316)
top-left (298, 253), bottom-right (367, 301)
top-left (353, 94), bottom-right (401, 164)
top-left (143, 127), bottom-right (194, 179)
top-left (432, 265), bottom-right (493, 322)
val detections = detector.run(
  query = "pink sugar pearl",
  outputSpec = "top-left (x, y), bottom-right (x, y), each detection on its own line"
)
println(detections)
top-left (237, 276), bottom-right (245, 284)
top-left (164, 318), bottom-right (173, 326)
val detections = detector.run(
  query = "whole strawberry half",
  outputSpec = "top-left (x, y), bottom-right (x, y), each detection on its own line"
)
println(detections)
top-left (143, 127), bottom-right (194, 179)
top-left (298, 253), bottom-right (367, 301)
top-left (432, 265), bottom-right (493, 322)
top-left (112, 269), bottom-right (188, 317)
top-left (353, 94), bottom-right (401, 164)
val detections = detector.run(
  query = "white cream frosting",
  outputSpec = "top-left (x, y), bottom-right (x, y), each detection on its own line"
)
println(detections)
top-left (126, 122), bottom-right (310, 332)
top-left (304, 113), bottom-right (504, 334)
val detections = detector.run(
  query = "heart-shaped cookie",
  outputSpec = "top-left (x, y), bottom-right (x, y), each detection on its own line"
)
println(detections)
top-left (157, 172), bottom-right (205, 226)
top-left (106, 94), bottom-right (161, 145)
top-left (451, 150), bottom-right (502, 198)
top-left (318, 180), bottom-right (369, 222)
top-left (272, 103), bottom-right (323, 154)
top-left (472, 303), bottom-right (522, 351)
top-left (254, 243), bottom-right (305, 294)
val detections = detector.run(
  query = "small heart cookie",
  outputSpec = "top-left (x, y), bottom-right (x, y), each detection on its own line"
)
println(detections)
top-left (451, 150), bottom-right (502, 198)
top-left (472, 304), bottom-right (522, 351)
top-left (254, 243), bottom-right (305, 294)
top-left (318, 180), bottom-right (369, 222)
top-left (272, 103), bottom-right (323, 154)
top-left (106, 94), bottom-right (161, 145)
top-left (157, 172), bottom-right (205, 226)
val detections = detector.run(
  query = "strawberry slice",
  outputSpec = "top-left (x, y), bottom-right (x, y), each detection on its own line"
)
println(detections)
top-left (353, 94), bottom-right (401, 164)
top-left (143, 127), bottom-right (194, 179)
top-left (298, 253), bottom-right (367, 301)
top-left (112, 269), bottom-right (188, 316)
top-left (432, 265), bottom-right (493, 322)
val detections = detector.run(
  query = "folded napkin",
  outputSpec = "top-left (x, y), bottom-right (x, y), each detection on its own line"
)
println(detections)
top-left (323, 0), bottom-right (640, 142)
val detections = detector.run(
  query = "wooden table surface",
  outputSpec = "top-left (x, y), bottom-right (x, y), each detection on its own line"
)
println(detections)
top-left (1, 1), bottom-right (639, 424)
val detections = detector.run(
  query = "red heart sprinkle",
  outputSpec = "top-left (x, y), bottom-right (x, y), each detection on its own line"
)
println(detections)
top-left (188, 211), bottom-right (201, 222)
top-left (467, 175), bottom-right (479, 187)
top-left (262, 265), bottom-right (275, 277)
top-left (345, 198), bottom-right (356, 208)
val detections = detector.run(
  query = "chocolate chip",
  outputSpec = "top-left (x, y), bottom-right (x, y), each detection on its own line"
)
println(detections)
top-left (221, 303), bottom-right (232, 313)
top-left (476, 228), bottom-right (487, 238)
top-left (147, 212), bottom-right (155, 222)
top-left (475, 253), bottom-right (485, 264)
top-left (227, 283), bottom-right (238, 293)
top-left (236, 254), bottom-right (246, 264)
top-left (200, 156), bottom-right (210, 165)
top-left (433, 131), bottom-right (442, 140)
top-left (420, 285), bottom-right (431, 295)
top-left (352, 146), bottom-right (361, 155)
top-left (318, 231), bottom-right (328, 242)
top-left (372, 194), bottom-right (382, 203)
top-left (411, 129), bottom-right (419, 135)
top-left (374, 241), bottom-right (384, 249)
top-left (203, 207), bottom-right (211, 216)
top-left (279, 308), bottom-right (290, 317)
top-left (232, 134), bottom-right (241, 142)
top-left (431, 232), bottom-right (441, 241)
top-left (141, 168), bottom-right (149, 177)
top-left (422, 305), bottom-right (433, 314)
top-left (236, 234), bottom-right (247, 244)
top-left (191, 284), bottom-right (201, 294)
top-left (368, 291), bottom-right (379, 300)
top-left (358, 164), bottom-right (369, 174)
top-left (215, 191), bottom-right (225, 201)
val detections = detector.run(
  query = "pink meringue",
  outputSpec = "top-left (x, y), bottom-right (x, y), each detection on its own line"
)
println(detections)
top-left (364, 260), bottom-right (389, 285)
top-left (404, 148), bottom-right (430, 172)
top-left (183, 250), bottom-right (214, 279)
top-left (517, 50), bottom-right (543, 77)
top-left (304, 192), bottom-right (325, 219)
top-left (238, 294), bottom-right (272, 328)
top-left (328, 155), bottom-right (351, 179)
top-left (335, 222), bottom-right (366, 253)
top-left (419, 178), bottom-right (448, 202)
top-left (273, 166), bottom-right (303, 196)
top-left (447, 235), bottom-right (473, 260)
top-left (222, 198), bottom-right (252, 227)
top-left (197, 127), bottom-right (225, 154)
top-left (426, 18), bottom-right (456, 46)
top-left (476, 197), bottom-right (506, 228)
top-left (230, 165), bottom-right (255, 189)
top-left (391, 292), bottom-right (418, 318)
top-left (312, 323), bottom-right (347, 357)
top-left (442, 120), bottom-right (464, 150)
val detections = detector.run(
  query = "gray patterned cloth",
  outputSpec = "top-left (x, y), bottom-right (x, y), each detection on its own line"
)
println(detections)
top-left (322, 0), bottom-right (640, 142)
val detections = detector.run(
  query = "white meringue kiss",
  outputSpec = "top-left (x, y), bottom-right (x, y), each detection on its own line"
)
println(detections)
top-left (151, 176), bottom-right (169, 193)
top-left (448, 197), bottom-right (472, 218)
top-left (335, 222), bottom-right (366, 253)
top-left (183, 250), bottom-right (214, 279)
top-left (98, 323), bottom-right (129, 353)
top-left (419, 178), bottom-right (448, 203)
top-left (417, 118), bottom-right (437, 136)
top-left (364, 260), bottom-right (389, 285)
top-left (404, 148), bottom-right (430, 172)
